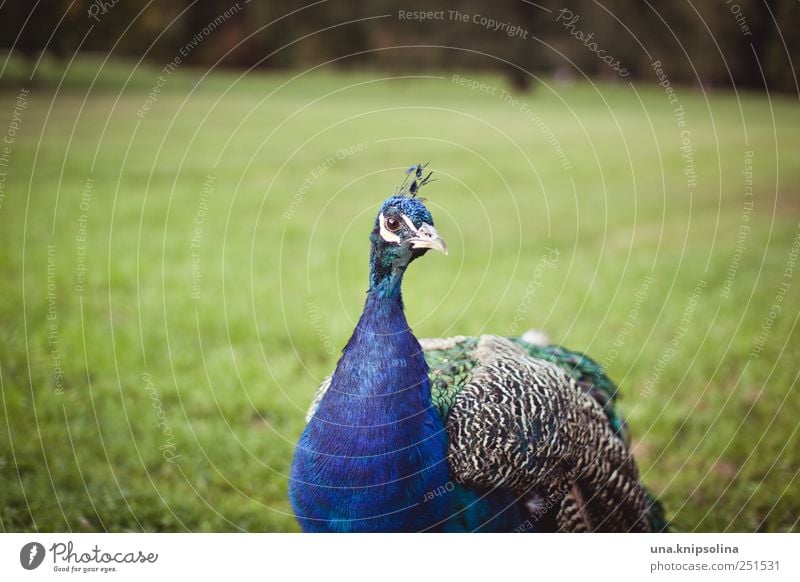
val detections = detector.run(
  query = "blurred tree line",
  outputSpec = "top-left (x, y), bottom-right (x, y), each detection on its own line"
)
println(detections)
top-left (1, 0), bottom-right (797, 92)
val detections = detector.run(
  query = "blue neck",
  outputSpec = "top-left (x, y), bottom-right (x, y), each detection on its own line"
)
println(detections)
top-left (367, 236), bottom-right (416, 299)
top-left (289, 271), bottom-right (452, 532)
top-left (369, 271), bottom-right (403, 299)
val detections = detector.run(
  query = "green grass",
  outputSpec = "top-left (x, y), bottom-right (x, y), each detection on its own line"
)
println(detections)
top-left (1, 57), bottom-right (799, 532)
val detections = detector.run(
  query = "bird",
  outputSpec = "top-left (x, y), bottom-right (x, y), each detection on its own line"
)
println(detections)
top-left (288, 164), bottom-right (667, 532)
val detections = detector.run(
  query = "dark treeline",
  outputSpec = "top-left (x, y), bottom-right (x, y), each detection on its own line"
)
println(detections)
top-left (1, 0), bottom-right (797, 92)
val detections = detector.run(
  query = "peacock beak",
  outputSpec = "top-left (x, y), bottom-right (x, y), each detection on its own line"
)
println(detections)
top-left (408, 223), bottom-right (448, 255)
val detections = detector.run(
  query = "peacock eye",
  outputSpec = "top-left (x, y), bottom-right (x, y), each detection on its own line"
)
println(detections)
top-left (385, 216), bottom-right (401, 232)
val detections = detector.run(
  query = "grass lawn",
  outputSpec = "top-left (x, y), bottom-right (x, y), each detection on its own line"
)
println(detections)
top-left (1, 57), bottom-right (799, 532)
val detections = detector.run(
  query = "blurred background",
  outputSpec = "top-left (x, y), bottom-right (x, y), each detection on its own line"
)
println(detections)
top-left (0, 0), bottom-right (798, 532)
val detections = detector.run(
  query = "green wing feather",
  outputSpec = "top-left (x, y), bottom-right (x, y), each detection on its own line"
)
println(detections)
top-left (426, 337), bottom-right (479, 420)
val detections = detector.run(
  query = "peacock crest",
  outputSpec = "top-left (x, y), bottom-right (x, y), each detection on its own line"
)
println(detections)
top-left (395, 162), bottom-right (435, 197)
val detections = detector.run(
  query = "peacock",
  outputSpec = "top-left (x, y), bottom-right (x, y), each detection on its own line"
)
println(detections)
top-left (288, 164), bottom-right (667, 532)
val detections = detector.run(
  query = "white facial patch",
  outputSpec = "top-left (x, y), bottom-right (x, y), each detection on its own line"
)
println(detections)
top-left (400, 214), bottom-right (418, 232)
top-left (378, 212), bottom-right (418, 243)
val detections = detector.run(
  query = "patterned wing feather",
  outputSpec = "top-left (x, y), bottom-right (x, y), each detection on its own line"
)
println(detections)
top-left (421, 335), bottom-right (657, 532)
top-left (508, 338), bottom-right (629, 444)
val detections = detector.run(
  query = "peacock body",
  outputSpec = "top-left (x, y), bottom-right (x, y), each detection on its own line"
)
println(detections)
top-left (288, 166), bottom-right (666, 533)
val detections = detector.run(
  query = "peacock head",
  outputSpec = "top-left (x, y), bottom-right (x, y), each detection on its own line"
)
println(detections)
top-left (368, 165), bottom-right (447, 295)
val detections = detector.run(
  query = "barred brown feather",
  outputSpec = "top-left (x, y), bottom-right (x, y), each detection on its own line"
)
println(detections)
top-left (440, 336), bottom-right (652, 532)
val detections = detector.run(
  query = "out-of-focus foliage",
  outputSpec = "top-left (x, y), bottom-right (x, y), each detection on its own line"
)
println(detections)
top-left (1, 0), bottom-right (798, 91)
